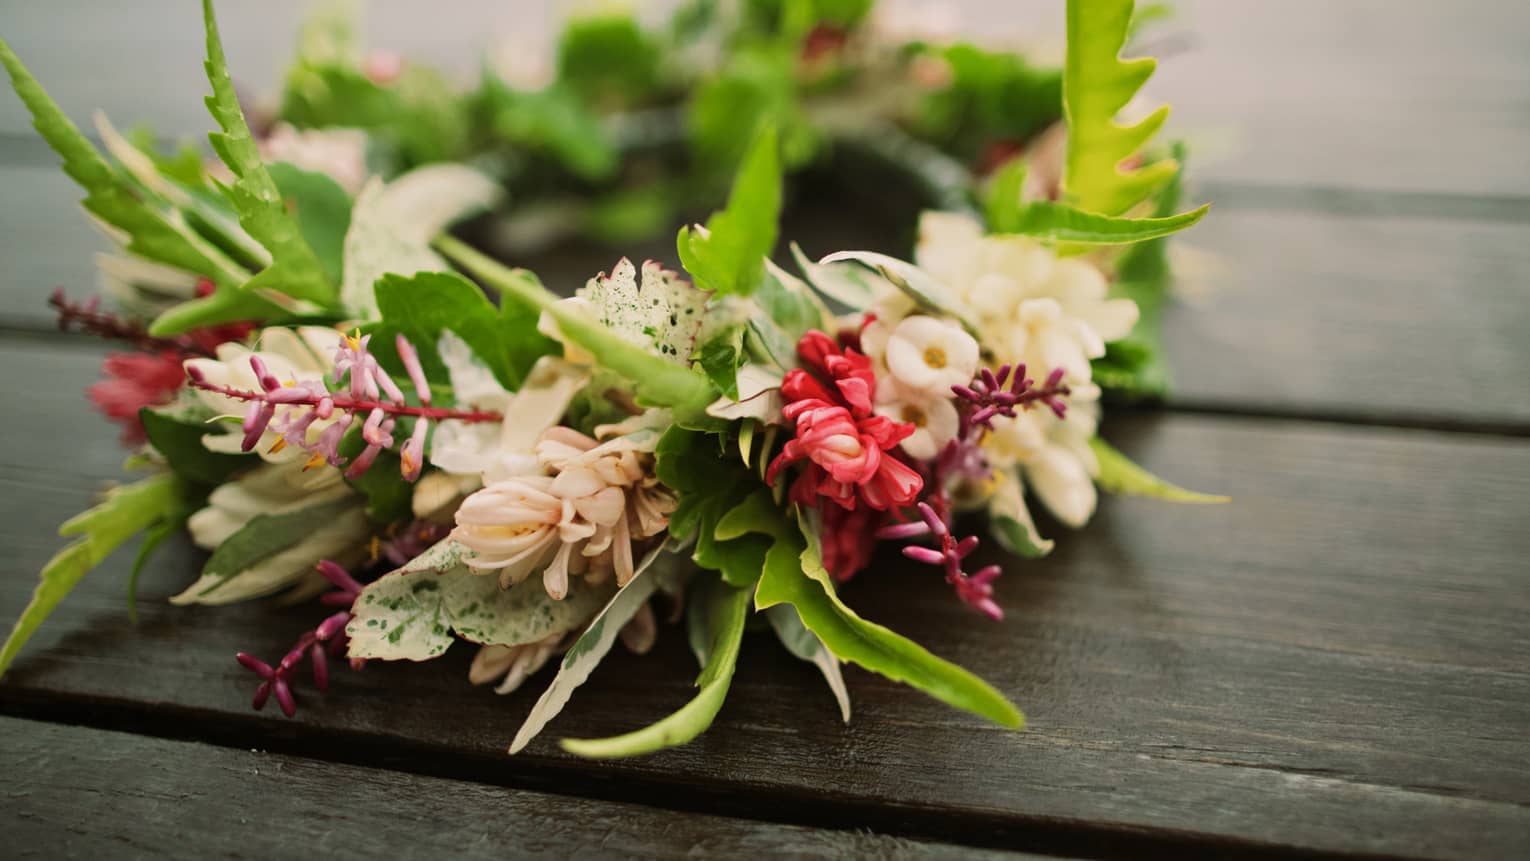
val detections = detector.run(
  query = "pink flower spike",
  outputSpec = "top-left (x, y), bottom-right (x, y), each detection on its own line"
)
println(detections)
top-left (875, 520), bottom-right (931, 540)
top-left (236, 652), bottom-right (274, 679)
top-left (395, 334), bottom-right (431, 405)
top-left (916, 502), bottom-right (948, 538)
top-left (902, 545), bottom-right (945, 565)
top-left (310, 643), bottom-right (330, 691)
top-left (248, 355), bottom-right (281, 392)
top-left (252, 681), bottom-right (272, 711)
top-left (401, 418), bottom-right (427, 481)
top-left (273, 678), bottom-right (297, 717)
top-left (314, 560), bottom-right (363, 597)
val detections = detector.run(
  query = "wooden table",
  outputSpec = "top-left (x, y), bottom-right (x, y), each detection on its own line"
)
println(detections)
top-left (2, 2), bottom-right (1528, 858)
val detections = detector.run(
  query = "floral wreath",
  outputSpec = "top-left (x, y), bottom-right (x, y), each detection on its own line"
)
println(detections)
top-left (0, 0), bottom-right (1224, 758)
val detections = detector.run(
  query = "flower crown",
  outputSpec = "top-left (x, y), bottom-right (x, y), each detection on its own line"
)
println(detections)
top-left (0, 0), bottom-right (1224, 758)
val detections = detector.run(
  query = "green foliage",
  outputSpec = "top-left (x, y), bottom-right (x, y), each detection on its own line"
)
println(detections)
top-left (986, 153), bottom-right (1205, 246)
top-left (266, 162), bottom-right (353, 285)
top-left (1063, 0), bottom-right (1177, 215)
top-left (696, 324), bottom-right (748, 399)
top-left (437, 237), bottom-right (718, 420)
top-left (743, 0), bottom-right (876, 34)
top-left (677, 126), bottom-right (783, 297)
top-left (656, 428), bottom-right (772, 587)
top-left (687, 45), bottom-right (816, 172)
top-left (139, 406), bottom-right (252, 487)
top-left (556, 14), bottom-right (663, 108)
top-left (1, 474), bottom-right (185, 678)
top-left (475, 72), bottom-right (619, 182)
top-left (560, 574), bottom-right (750, 758)
top-left (764, 603), bottom-right (851, 721)
top-left (755, 516), bottom-right (1024, 728)
top-left (283, 63), bottom-right (471, 167)
top-left (1092, 143), bottom-right (1187, 397)
top-left (369, 271), bottom-right (553, 393)
top-left (0, 36), bottom-right (248, 290)
top-left (1090, 438), bottom-right (1229, 503)
top-left (201, 0), bottom-right (337, 314)
top-left (909, 43), bottom-right (1062, 157)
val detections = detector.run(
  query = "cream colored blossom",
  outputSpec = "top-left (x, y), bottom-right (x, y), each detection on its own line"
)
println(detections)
top-left (451, 427), bottom-right (675, 599)
top-left (468, 632), bottom-right (564, 695)
top-left (986, 398), bottom-right (1101, 528)
top-left (881, 314), bottom-right (979, 396)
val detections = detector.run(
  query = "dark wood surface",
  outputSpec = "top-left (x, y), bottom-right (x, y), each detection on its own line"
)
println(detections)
top-left (1, 2), bottom-right (1528, 859)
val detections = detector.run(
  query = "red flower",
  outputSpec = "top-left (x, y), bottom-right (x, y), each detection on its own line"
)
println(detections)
top-left (87, 350), bottom-right (186, 444)
top-left (820, 504), bottom-right (880, 582)
top-left (766, 331), bottom-right (923, 513)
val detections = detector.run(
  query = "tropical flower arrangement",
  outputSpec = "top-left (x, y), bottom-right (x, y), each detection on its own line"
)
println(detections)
top-left (0, 0), bottom-right (1224, 758)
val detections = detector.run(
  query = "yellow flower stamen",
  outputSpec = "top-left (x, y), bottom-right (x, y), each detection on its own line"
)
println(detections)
top-left (268, 437), bottom-right (288, 455)
top-left (302, 450), bottom-right (327, 471)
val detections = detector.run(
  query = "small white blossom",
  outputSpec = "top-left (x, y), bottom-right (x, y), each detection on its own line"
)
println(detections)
top-left (880, 314), bottom-right (979, 396)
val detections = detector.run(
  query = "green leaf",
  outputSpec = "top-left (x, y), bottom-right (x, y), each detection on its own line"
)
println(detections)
top-left (0, 37), bottom-right (248, 289)
top-left (127, 495), bottom-right (202, 624)
top-left (1, 474), bottom-right (183, 678)
top-left (1063, 0), bottom-right (1177, 215)
top-left (267, 161), bottom-right (352, 285)
top-left (984, 158), bottom-right (1030, 233)
top-left (347, 540), bottom-right (614, 662)
top-left (999, 199), bottom-right (1208, 246)
top-left (755, 515), bottom-right (1024, 728)
top-left (556, 13), bottom-right (662, 107)
top-left (193, 495), bottom-right (364, 598)
top-left (1090, 437), bottom-right (1229, 503)
top-left (139, 406), bottom-right (253, 487)
top-left (509, 542), bottom-right (672, 754)
top-left (765, 603), bottom-right (851, 722)
top-left (201, 0), bottom-right (336, 307)
top-left (818, 250), bottom-right (977, 334)
top-left (436, 237), bottom-right (718, 420)
top-left (676, 125), bottom-right (782, 297)
top-left (560, 576), bottom-right (750, 758)
top-left (908, 43), bottom-right (1062, 154)
top-left (696, 324), bottom-right (747, 400)
top-left (371, 270), bottom-right (553, 393)
top-left (656, 428), bottom-right (772, 586)
top-left (475, 74), bottom-right (618, 181)
top-left (341, 164), bottom-right (503, 320)
top-left (1093, 142), bottom-right (1188, 398)
top-left (750, 260), bottom-right (828, 362)
top-left (687, 45), bottom-right (814, 172)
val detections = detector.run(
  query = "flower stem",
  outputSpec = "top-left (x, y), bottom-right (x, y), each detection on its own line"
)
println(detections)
top-left (187, 378), bottom-right (503, 423)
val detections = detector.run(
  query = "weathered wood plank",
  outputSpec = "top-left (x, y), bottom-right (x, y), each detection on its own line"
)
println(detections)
top-left (2, 336), bottom-right (1527, 858)
top-left (0, 716), bottom-right (1041, 860)
top-left (2, 1), bottom-right (1528, 197)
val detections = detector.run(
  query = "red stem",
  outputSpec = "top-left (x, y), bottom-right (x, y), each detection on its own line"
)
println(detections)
top-left (188, 378), bottom-right (504, 424)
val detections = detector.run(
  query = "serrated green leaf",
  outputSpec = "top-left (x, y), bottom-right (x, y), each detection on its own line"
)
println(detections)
top-left (1002, 200), bottom-right (1208, 246)
top-left (370, 270), bottom-right (553, 394)
top-left (755, 515), bottom-right (1024, 728)
top-left (347, 540), bottom-right (613, 662)
top-left (139, 406), bottom-right (253, 487)
top-left (509, 541), bottom-right (671, 754)
top-left (984, 158), bottom-right (1030, 233)
top-left (697, 324), bottom-right (747, 400)
top-left (676, 126), bottom-right (782, 298)
top-left (0, 36), bottom-right (248, 289)
top-left (1, 474), bottom-right (183, 678)
top-left (267, 161), bottom-right (352, 285)
top-left (1090, 437), bottom-right (1229, 503)
top-left (556, 13), bottom-right (662, 107)
top-left (202, 0), bottom-right (336, 307)
top-left (560, 577), bottom-right (750, 758)
top-left (437, 237), bottom-right (718, 420)
top-left (127, 496), bottom-right (201, 624)
top-left (1063, 0), bottom-right (1177, 216)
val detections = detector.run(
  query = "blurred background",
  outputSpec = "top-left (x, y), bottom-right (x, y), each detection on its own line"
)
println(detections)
top-left (1, 0), bottom-right (1527, 425)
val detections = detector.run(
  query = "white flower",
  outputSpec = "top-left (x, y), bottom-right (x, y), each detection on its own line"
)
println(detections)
top-left (915, 211), bottom-right (1138, 388)
top-left (876, 392), bottom-right (959, 461)
top-left (880, 314), bottom-right (979, 396)
top-left (986, 398), bottom-right (1101, 528)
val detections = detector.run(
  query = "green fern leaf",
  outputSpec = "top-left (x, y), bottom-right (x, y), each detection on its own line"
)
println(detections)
top-left (0, 36), bottom-right (247, 288)
top-left (200, 0), bottom-right (336, 309)
top-left (1063, 0), bottom-right (1178, 215)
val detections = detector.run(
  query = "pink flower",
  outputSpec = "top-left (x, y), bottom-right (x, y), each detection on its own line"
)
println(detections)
top-left (87, 350), bottom-right (186, 444)
top-left (766, 330), bottom-right (923, 513)
top-left (820, 504), bottom-right (880, 582)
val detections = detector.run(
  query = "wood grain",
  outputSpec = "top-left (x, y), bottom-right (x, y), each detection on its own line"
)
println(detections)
top-left (0, 716), bottom-right (1044, 860)
top-left (2, 336), bottom-right (1527, 858)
